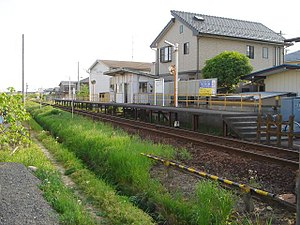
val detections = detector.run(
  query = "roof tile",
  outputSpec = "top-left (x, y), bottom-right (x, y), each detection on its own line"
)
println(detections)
top-left (171, 10), bottom-right (284, 43)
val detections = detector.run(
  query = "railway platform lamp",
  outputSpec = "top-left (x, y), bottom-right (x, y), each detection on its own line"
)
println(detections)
top-left (91, 80), bottom-right (96, 102)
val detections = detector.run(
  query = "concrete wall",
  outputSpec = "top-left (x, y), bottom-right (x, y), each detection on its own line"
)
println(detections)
top-left (265, 69), bottom-right (300, 95)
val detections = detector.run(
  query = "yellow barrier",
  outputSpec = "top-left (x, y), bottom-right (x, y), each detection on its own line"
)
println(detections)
top-left (141, 153), bottom-right (275, 198)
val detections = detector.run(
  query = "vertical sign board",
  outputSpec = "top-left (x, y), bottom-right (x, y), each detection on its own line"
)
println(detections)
top-left (199, 78), bottom-right (217, 96)
top-left (154, 78), bottom-right (164, 106)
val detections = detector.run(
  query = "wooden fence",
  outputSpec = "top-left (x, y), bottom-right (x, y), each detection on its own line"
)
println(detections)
top-left (257, 114), bottom-right (295, 148)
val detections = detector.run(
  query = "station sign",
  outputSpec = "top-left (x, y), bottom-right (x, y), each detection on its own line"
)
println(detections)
top-left (199, 78), bottom-right (217, 96)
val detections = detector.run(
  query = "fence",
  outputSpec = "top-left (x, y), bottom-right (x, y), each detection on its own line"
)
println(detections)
top-left (134, 80), bottom-right (262, 112)
top-left (257, 114), bottom-right (296, 148)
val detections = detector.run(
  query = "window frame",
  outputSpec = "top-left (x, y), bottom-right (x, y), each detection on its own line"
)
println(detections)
top-left (160, 46), bottom-right (172, 63)
top-left (246, 45), bottom-right (254, 59)
top-left (179, 25), bottom-right (183, 34)
top-left (183, 42), bottom-right (190, 55)
top-left (139, 82), bottom-right (148, 93)
top-left (262, 47), bottom-right (268, 59)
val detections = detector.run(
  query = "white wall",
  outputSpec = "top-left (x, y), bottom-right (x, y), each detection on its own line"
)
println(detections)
top-left (111, 73), bottom-right (154, 103)
top-left (89, 62), bottom-right (111, 100)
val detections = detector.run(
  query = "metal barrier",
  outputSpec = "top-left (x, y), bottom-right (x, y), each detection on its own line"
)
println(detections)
top-left (134, 93), bottom-right (262, 113)
top-left (141, 153), bottom-right (275, 198)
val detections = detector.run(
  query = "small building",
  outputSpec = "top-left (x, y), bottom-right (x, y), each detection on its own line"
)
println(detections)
top-left (284, 50), bottom-right (300, 64)
top-left (243, 64), bottom-right (300, 95)
top-left (104, 68), bottom-right (157, 104)
top-left (88, 60), bottom-right (153, 101)
top-left (58, 81), bottom-right (77, 99)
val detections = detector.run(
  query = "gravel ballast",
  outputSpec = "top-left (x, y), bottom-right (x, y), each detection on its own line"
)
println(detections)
top-left (0, 162), bottom-right (58, 225)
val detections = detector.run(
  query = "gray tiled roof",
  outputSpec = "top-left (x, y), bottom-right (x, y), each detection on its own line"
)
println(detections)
top-left (171, 10), bottom-right (284, 43)
top-left (284, 50), bottom-right (300, 62)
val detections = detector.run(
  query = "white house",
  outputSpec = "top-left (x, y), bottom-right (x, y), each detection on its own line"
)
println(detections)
top-left (88, 60), bottom-right (153, 101)
top-left (104, 68), bottom-right (157, 104)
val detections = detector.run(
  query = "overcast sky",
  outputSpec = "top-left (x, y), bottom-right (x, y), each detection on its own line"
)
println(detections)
top-left (1, 0), bottom-right (299, 92)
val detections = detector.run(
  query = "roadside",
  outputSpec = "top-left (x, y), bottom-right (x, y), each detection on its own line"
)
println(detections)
top-left (0, 162), bottom-right (59, 225)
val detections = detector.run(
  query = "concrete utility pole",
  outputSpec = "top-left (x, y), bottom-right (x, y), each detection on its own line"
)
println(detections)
top-left (22, 34), bottom-right (25, 106)
top-left (297, 148), bottom-right (300, 225)
top-left (77, 61), bottom-right (80, 92)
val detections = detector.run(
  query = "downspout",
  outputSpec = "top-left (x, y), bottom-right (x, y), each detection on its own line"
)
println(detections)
top-left (196, 36), bottom-right (200, 79)
top-left (156, 48), bottom-right (159, 76)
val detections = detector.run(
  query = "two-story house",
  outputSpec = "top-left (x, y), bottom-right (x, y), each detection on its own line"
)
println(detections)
top-left (88, 59), bottom-right (153, 101)
top-left (150, 10), bottom-right (285, 81)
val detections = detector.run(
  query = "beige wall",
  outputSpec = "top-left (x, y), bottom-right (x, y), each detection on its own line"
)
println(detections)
top-left (265, 69), bottom-right (300, 95)
top-left (155, 19), bottom-right (198, 75)
top-left (199, 36), bottom-right (283, 73)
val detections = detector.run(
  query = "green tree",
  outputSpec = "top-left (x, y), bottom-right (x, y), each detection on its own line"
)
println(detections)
top-left (77, 84), bottom-right (89, 98)
top-left (202, 51), bottom-right (253, 92)
top-left (0, 87), bottom-right (30, 150)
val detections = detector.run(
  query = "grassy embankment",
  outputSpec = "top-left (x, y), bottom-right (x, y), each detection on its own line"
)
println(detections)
top-left (28, 102), bottom-right (235, 224)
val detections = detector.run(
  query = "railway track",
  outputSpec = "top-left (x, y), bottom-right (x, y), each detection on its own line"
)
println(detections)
top-left (50, 103), bottom-right (299, 170)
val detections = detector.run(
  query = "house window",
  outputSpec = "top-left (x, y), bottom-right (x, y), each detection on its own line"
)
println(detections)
top-left (139, 82), bottom-right (148, 93)
top-left (246, 45), bottom-right (254, 59)
top-left (183, 42), bottom-right (189, 54)
top-left (262, 47), bottom-right (268, 59)
top-left (160, 46), bottom-right (172, 63)
top-left (179, 25), bottom-right (183, 34)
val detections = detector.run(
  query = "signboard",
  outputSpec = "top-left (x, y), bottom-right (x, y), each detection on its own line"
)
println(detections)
top-left (154, 78), bottom-right (164, 93)
top-left (199, 78), bottom-right (217, 96)
top-left (154, 78), bottom-right (165, 106)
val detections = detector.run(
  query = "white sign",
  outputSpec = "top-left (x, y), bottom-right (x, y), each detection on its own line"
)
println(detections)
top-left (154, 78), bottom-right (165, 106)
top-left (154, 78), bottom-right (164, 93)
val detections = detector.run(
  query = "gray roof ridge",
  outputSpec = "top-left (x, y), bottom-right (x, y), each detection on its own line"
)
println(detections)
top-left (171, 10), bottom-right (264, 26)
top-left (170, 10), bottom-right (284, 43)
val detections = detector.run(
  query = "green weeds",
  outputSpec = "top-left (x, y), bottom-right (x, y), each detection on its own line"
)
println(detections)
top-left (27, 102), bottom-right (237, 224)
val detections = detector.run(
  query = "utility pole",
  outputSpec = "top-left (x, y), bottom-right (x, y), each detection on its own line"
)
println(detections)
top-left (77, 61), bottom-right (80, 92)
top-left (22, 34), bottom-right (25, 106)
top-left (297, 147), bottom-right (300, 225)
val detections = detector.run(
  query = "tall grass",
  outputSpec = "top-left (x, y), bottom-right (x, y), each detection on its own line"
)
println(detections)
top-left (35, 125), bottom-right (155, 225)
top-left (27, 102), bottom-right (236, 224)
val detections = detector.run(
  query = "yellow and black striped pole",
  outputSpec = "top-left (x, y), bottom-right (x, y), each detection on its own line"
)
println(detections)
top-left (141, 153), bottom-right (275, 198)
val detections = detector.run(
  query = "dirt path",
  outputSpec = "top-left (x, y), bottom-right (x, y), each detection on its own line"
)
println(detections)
top-left (32, 136), bottom-right (104, 224)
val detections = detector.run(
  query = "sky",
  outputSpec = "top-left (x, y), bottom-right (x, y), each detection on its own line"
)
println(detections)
top-left (1, 0), bottom-right (300, 92)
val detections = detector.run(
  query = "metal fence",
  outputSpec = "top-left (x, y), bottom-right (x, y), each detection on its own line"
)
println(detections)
top-left (134, 80), bottom-right (262, 112)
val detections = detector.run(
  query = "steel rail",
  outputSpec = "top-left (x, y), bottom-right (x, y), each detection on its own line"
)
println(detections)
top-left (50, 103), bottom-right (299, 169)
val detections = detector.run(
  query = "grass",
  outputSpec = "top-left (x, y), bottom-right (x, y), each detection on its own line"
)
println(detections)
top-left (35, 126), bottom-right (155, 225)
top-left (27, 102), bottom-right (238, 224)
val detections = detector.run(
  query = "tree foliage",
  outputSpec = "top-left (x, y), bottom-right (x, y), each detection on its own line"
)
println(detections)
top-left (0, 87), bottom-right (30, 149)
top-left (202, 51), bottom-right (253, 92)
top-left (77, 84), bottom-right (89, 98)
